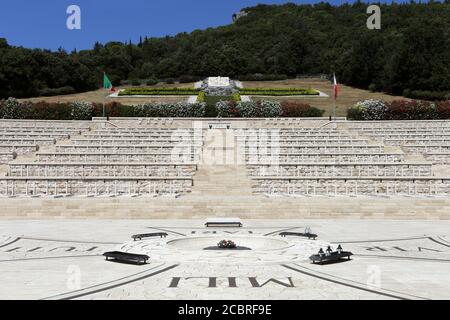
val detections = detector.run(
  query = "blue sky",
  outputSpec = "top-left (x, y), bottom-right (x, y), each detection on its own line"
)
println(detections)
top-left (0, 0), bottom-right (411, 51)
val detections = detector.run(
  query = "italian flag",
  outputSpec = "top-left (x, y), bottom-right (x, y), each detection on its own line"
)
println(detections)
top-left (103, 73), bottom-right (116, 92)
top-left (333, 73), bottom-right (339, 99)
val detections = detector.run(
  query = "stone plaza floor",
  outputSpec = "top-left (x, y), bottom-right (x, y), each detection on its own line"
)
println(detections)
top-left (0, 219), bottom-right (449, 300)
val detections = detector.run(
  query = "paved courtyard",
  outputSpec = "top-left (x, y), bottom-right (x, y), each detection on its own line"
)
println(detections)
top-left (1, 219), bottom-right (449, 300)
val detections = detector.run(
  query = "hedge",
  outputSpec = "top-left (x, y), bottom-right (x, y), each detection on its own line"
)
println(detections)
top-left (347, 99), bottom-right (450, 120)
top-left (38, 86), bottom-right (76, 97)
top-left (239, 88), bottom-right (319, 96)
top-left (119, 87), bottom-right (200, 96)
top-left (0, 98), bottom-right (206, 119)
top-left (280, 101), bottom-right (325, 117)
top-left (237, 74), bottom-right (289, 81)
top-left (403, 89), bottom-right (450, 101)
top-left (215, 100), bottom-right (323, 118)
top-left (197, 91), bottom-right (206, 103)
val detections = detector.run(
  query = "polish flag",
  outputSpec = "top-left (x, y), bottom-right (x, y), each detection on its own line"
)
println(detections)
top-left (333, 73), bottom-right (339, 100)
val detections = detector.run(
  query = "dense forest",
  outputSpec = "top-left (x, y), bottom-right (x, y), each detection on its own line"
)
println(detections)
top-left (0, 1), bottom-right (449, 99)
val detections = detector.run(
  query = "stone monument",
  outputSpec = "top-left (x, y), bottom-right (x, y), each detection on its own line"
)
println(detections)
top-left (201, 76), bottom-right (238, 96)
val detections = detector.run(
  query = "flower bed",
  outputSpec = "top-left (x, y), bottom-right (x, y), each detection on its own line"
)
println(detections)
top-left (118, 87), bottom-right (200, 96)
top-left (217, 240), bottom-right (237, 249)
top-left (239, 88), bottom-right (319, 96)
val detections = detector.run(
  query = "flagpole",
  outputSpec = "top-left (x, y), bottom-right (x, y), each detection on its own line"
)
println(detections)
top-left (332, 73), bottom-right (337, 121)
top-left (333, 91), bottom-right (336, 120)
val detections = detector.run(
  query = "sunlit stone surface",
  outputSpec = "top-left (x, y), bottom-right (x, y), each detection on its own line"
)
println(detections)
top-left (1, 219), bottom-right (450, 300)
top-left (207, 76), bottom-right (230, 87)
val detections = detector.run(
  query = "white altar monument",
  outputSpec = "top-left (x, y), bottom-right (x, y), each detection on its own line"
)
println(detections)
top-left (207, 76), bottom-right (230, 87)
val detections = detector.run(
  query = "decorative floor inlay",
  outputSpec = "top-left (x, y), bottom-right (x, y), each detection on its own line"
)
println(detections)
top-left (0, 219), bottom-right (449, 300)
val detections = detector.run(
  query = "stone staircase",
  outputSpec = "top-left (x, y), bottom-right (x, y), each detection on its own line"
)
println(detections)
top-left (190, 129), bottom-right (254, 197)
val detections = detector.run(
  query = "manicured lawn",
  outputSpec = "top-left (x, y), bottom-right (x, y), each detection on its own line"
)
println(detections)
top-left (204, 96), bottom-right (231, 108)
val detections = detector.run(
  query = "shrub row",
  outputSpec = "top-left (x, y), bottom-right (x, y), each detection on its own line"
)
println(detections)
top-left (0, 98), bottom-right (325, 119)
top-left (280, 101), bottom-right (325, 117)
top-left (237, 74), bottom-right (289, 81)
top-left (402, 89), bottom-right (450, 101)
top-left (347, 99), bottom-right (450, 120)
top-left (216, 100), bottom-right (324, 118)
top-left (119, 87), bottom-right (200, 96)
top-left (38, 86), bottom-right (76, 97)
top-left (0, 98), bottom-right (206, 119)
top-left (239, 88), bottom-right (319, 96)
top-left (0, 98), bottom-right (95, 120)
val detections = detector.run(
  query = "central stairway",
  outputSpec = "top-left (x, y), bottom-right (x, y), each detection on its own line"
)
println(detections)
top-left (191, 129), bottom-right (253, 196)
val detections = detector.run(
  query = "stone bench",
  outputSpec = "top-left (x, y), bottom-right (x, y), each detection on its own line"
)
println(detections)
top-left (205, 218), bottom-right (243, 227)
top-left (280, 232), bottom-right (317, 240)
top-left (103, 251), bottom-right (149, 264)
top-left (132, 232), bottom-right (168, 240)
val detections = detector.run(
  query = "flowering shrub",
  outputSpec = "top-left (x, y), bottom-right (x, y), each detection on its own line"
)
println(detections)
top-left (236, 101), bottom-right (258, 118)
top-left (436, 101), bottom-right (450, 119)
top-left (131, 102), bottom-right (205, 117)
top-left (70, 102), bottom-right (94, 120)
top-left (216, 100), bottom-right (232, 118)
top-left (280, 101), bottom-right (324, 117)
top-left (0, 98), bottom-right (27, 119)
top-left (348, 99), bottom-right (450, 120)
top-left (235, 100), bottom-right (282, 118)
top-left (0, 99), bottom-right (205, 119)
top-left (216, 100), bottom-right (324, 118)
top-left (359, 100), bottom-right (387, 120)
top-left (385, 100), bottom-right (437, 120)
top-left (260, 100), bottom-right (283, 117)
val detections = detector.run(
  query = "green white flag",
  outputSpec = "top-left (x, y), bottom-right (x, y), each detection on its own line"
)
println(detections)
top-left (103, 73), bottom-right (115, 92)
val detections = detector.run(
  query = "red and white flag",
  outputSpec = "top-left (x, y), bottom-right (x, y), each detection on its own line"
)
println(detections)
top-left (333, 73), bottom-right (339, 99)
